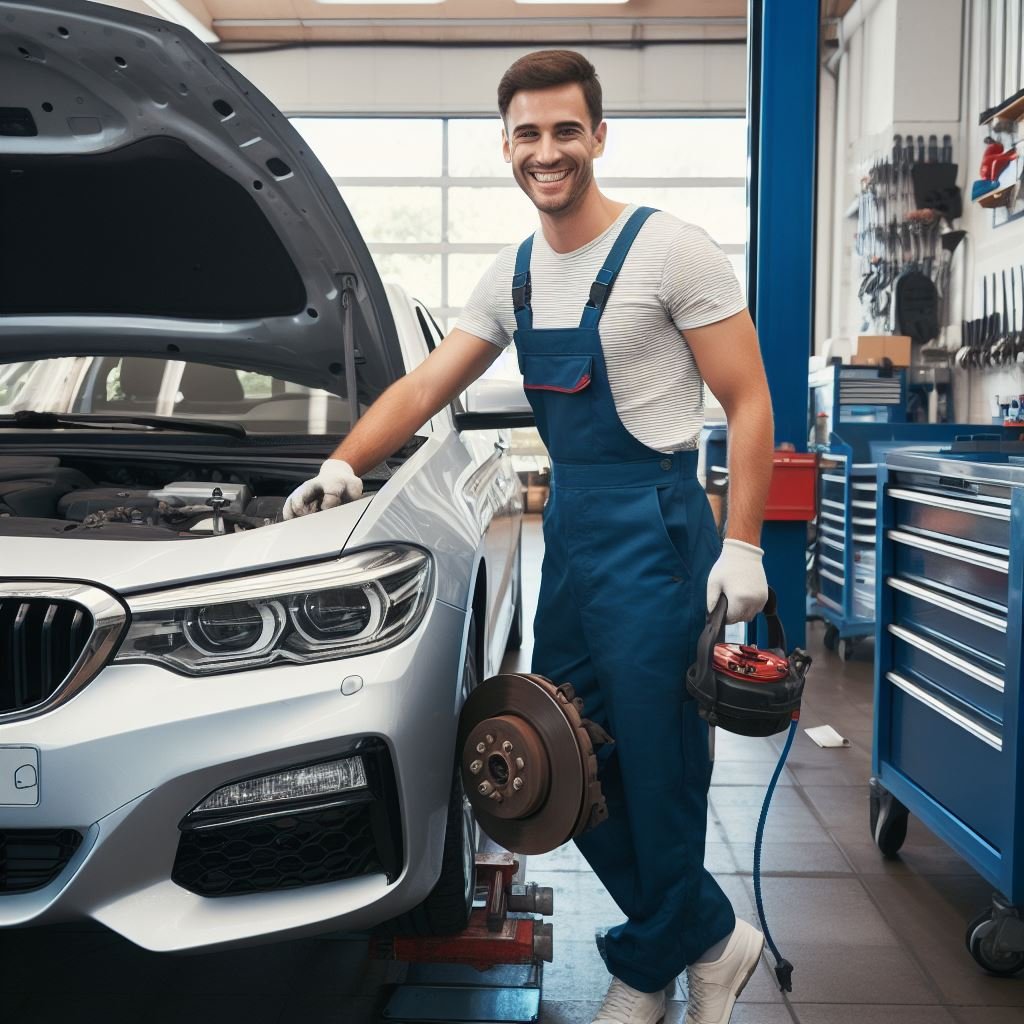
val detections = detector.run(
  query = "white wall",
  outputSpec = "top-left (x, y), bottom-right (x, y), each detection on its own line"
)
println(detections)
top-left (224, 42), bottom-right (747, 116)
top-left (956, 0), bottom-right (1024, 422)
top-left (821, 0), bottom-right (1024, 423)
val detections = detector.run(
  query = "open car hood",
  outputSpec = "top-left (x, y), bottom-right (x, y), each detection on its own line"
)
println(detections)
top-left (0, 0), bottom-right (404, 400)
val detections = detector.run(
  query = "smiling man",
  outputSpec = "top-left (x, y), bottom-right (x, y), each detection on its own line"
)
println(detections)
top-left (284, 49), bottom-right (774, 1024)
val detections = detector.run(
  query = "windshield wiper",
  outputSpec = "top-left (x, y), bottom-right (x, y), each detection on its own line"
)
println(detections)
top-left (2, 410), bottom-right (246, 438)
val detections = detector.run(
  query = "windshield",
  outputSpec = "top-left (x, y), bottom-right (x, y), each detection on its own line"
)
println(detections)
top-left (0, 356), bottom-right (356, 436)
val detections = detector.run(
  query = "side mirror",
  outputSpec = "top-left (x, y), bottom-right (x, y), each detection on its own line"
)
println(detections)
top-left (454, 377), bottom-right (535, 430)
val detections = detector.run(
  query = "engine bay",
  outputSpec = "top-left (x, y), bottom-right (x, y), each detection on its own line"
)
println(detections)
top-left (0, 454), bottom-right (310, 540)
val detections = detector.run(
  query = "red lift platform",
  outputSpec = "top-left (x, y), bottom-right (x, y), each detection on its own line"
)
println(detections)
top-left (370, 852), bottom-right (553, 1023)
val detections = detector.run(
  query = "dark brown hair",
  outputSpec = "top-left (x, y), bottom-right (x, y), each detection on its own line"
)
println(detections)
top-left (497, 50), bottom-right (603, 130)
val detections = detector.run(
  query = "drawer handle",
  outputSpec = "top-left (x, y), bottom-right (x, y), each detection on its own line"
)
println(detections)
top-left (821, 511), bottom-right (845, 525)
top-left (887, 624), bottom-right (1004, 692)
top-left (887, 577), bottom-right (1008, 634)
top-left (820, 535), bottom-right (845, 553)
top-left (819, 567), bottom-right (844, 586)
top-left (815, 591), bottom-right (843, 613)
top-left (887, 671), bottom-right (1002, 751)
top-left (888, 529), bottom-right (1010, 573)
top-left (819, 522), bottom-right (845, 539)
top-left (822, 498), bottom-right (846, 512)
top-left (889, 487), bottom-right (1011, 522)
top-left (821, 473), bottom-right (847, 485)
top-left (819, 554), bottom-right (845, 573)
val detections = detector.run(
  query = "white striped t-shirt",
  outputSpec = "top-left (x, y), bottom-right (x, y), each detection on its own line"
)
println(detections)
top-left (455, 203), bottom-right (745, 452)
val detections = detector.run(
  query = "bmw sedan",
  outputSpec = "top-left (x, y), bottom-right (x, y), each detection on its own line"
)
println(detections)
top-left (0, 0), bottom-right (529, 952)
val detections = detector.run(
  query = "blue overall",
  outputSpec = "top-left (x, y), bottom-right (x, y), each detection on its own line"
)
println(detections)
top-left (514, 207), bottom-right (736, 992)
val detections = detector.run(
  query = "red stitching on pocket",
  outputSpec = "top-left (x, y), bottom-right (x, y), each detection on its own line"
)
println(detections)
top-left (524, 374), bottom-right (591, 394)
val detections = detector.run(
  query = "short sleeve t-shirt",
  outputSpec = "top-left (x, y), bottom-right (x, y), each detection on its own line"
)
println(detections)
top-left (454, 204), bottom-right (745, 452)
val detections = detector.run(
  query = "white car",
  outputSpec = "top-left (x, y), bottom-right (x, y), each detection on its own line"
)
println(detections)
top-left (0, 0), bottom-right (530, 951)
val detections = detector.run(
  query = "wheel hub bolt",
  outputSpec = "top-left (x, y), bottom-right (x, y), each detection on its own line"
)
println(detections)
top-left (485, 734), bottom-right (494, 745)
top-left (512, 777), bottom-right (524, 791)
top-left (476, 741), bottom-right (486, 753)
top-left (515, 757), bottom-right (525, 770)
top-left (469, 759), bottom-right (483, 774)
top-left (502, 740), bottom-right (514, 754)
top-left (489, 790), bottom-right (503, 803)
top-left (478, 781), bottom-right (493, 795)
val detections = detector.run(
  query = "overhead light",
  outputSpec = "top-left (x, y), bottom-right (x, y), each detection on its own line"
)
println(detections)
top-left (142, 0), bottom-right (220, 43)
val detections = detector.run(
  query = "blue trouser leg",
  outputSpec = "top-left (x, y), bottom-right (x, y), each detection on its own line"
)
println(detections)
top-left (532, 474), bottom-right (735, 993)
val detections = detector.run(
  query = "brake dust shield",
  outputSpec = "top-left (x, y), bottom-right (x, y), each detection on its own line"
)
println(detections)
top-left (457, 672), bottom-right (613, 855)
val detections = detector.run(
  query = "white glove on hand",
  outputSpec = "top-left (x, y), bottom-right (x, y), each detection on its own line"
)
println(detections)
top-left (282, 459), bottom-right (363, 520)
top-left (706, 538), bottom-right (769, 624)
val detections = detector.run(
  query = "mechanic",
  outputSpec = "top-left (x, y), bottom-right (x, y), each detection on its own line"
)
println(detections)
top-left (284, 50), bottom-right (774, 1024)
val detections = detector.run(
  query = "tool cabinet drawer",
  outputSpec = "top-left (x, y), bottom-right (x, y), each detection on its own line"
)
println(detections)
top-left (889, 529), bottom-right (1009, 611)
top-left (887, 577), bottom-right (1009, 671)
top-left (817, 568), bottom-right (843, 610)
top-left (886, 671), bottom-right (1006, 850)
top-left (888, 623), bottom-right (1004, 721)
top-left (889, 488), bottom-right (1011, 553)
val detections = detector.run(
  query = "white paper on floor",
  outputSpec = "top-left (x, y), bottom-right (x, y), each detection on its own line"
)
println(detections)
top-left (804, 724), bottom-right (850, 748)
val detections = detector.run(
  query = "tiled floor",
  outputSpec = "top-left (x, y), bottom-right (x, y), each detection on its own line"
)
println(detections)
top-left (4, 513), bottom-right (1023, 1023)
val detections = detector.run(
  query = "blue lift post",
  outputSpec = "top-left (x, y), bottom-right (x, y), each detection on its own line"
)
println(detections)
top-left (747, 0), bottom-right (819, 650)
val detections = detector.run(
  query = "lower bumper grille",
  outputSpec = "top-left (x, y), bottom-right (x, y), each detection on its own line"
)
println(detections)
top-left (0, 828), bottom-right (83, 893)
top-left (172, 743), bottom-right (403, 898)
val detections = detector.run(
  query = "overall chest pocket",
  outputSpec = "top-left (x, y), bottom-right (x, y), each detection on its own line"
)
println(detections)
top-left (521, 353), bottom-right (593, 394)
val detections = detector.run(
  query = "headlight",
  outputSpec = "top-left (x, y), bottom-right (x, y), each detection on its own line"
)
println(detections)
top-left (115, 546), bottom-right (432, 675)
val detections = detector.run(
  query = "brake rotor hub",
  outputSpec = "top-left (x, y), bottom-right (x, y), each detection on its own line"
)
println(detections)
top-left (458, 673), bottom-right (613, 855)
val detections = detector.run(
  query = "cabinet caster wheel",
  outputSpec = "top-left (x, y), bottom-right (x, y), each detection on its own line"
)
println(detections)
top-left (869, 778), bottom-right (909, 858)
top-left (823, 624), bottom-right (840, 652)
top-left (838, 638), bottom-right (854, 661)
top-left (966, 907), bottom-right (1024, 976)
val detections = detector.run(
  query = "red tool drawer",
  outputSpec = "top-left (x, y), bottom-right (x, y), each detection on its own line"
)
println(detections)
top-left (765, 452), bottom-right (818, 521)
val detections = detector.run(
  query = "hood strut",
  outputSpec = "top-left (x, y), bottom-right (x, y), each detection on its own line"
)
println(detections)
top-left (342, 277), bottom-right (360, 430)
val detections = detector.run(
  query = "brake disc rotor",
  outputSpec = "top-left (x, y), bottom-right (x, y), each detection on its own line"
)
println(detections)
top-left (457, 672), bottom-right (611, 855)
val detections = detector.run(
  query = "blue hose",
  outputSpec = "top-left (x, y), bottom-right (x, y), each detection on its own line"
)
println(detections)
top-left (752, 716), bottom-right (799, 992)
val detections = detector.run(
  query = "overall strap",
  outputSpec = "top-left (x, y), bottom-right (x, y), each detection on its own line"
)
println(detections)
top-left (579, 206), bottom-right (658, 330)
top-left (512, 233), bottom-right (535, 332)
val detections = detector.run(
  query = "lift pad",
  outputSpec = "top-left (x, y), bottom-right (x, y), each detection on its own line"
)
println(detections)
top-left (373, 852), bottom-right (551, 1023)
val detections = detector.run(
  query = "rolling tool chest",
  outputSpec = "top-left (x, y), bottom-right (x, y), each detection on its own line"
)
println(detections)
top-left (872, 440), bottom-right (1024, 973)
top-left (809, 424), bottom-right (1007, 659)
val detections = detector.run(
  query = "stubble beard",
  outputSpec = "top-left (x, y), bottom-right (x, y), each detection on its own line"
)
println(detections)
top-left (515, 158), bottom-right (595, 218)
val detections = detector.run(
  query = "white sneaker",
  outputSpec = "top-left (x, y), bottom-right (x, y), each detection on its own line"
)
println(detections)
top-left (592, 976), bottom-right (666, 1024)
top-left (684, 920), bottom-right (765, 1024)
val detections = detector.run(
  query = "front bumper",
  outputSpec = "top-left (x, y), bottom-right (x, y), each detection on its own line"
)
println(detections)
top-left (0, 595), bottom-right (467, 952)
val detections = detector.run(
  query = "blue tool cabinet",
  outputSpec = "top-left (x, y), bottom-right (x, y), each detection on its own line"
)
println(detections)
top-left (809, 424), bottom-right (1005, 660)
top-left (873, 444), bottom-right (1024, 974)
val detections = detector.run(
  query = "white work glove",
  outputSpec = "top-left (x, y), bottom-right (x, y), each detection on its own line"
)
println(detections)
top-left (706, 538), bottom-right (769, 624)
top-left (282, 459), bottom-right (363, 520)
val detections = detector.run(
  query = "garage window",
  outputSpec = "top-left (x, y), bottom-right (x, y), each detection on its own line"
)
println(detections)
top-left (291, 116), bottom-right (747, 350)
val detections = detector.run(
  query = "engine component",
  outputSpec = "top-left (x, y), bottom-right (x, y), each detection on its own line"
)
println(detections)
top-left (148, 481), bottom-right (253, 511)
top-left (457, 672), bottom-right (613, 855)
top-left (0, 467), bottom-right (92, 518)
top-left (59, 489), bottom-right (164, 522)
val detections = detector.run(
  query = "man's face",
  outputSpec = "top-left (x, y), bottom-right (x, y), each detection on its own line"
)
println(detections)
top-left (502, 82), bottom-right (606, 217)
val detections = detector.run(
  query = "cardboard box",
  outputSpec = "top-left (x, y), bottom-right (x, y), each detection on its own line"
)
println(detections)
top-left (851, 335), bottom-right (911, 367)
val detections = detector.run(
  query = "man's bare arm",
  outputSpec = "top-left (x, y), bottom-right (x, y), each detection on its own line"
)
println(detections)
top-left (684, 308), bottom-right (774, 546)
top-left (327, 329), bottom-right (505, 477)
